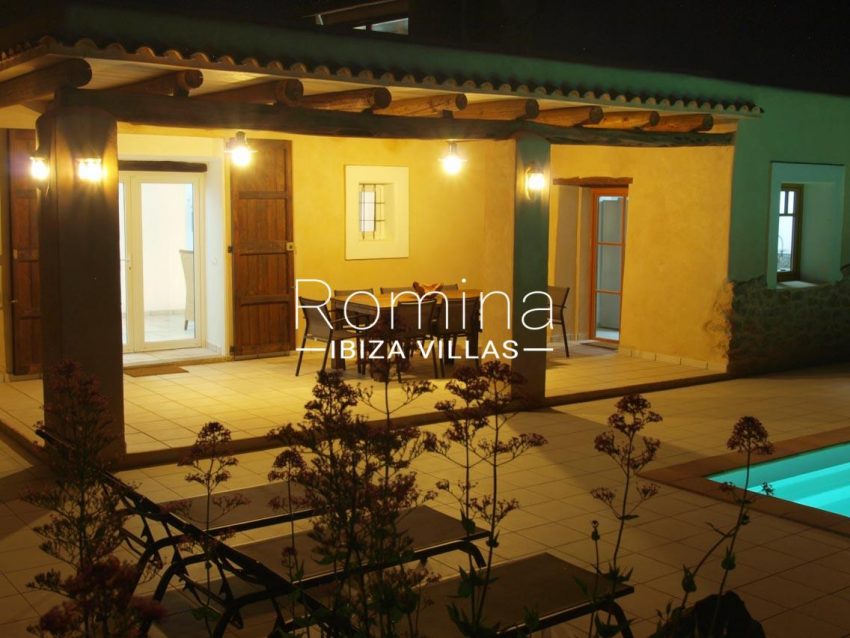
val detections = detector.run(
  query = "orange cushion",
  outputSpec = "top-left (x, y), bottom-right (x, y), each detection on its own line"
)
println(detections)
top-left (412, 281), bottom-right (442, 294)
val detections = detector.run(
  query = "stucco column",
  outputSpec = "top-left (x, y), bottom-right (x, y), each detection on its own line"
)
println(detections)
top-left (511, 133), bottom-right (550, 402)
top-left (36, 106), bottom-right (125, 457)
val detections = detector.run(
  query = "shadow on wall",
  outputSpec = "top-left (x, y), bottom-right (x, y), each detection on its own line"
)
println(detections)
top-left (727, 265), bottom-right (850, 374)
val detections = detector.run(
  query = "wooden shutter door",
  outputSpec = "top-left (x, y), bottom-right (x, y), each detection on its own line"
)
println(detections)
top-left (230, 139), bottom-right (295, 357)
top-left (5, 129), bottom-right (42, 374)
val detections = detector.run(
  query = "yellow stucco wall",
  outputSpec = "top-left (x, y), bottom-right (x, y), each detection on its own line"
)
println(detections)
top-left (549, 145), bottom-right (735, 367)
top-left (290, 135), bottom-right (515, 348)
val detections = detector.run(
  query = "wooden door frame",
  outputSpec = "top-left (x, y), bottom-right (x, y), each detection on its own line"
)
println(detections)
top-left (0, 131), bottom-right (12, 374)
top-left (589, 187), bottom-right (628, 342)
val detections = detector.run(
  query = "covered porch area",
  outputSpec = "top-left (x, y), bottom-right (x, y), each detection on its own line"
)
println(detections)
top-left (0, 30), bottom-right (749, 462)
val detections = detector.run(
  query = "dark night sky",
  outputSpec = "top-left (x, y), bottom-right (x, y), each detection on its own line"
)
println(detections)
top-left (7, 0), bottom-right (850, 96)
top-left (405, 0), bottom-right (850, 97)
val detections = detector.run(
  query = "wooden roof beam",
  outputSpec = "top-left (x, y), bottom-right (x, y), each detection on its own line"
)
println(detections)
top-left (0, 59), bottom-right (91, 109)
top-left (54, 88), bottom-right (735, 147)
top-left (586, 110), bottom-right (660, 129)
top-left (534, 105), bottom-right (603, 127)
top-left (195, 79), bottom-right (304, 106)
top-left (300, 87), bottom-right (392, 111)
top-left (643, 114), bottom-right (714, 133)
top-left (112, 70), bottom-right (204, 97)
top-left (373, 93), bottom-right (467, 117)
top-left (454, 98), bottom-right (539, 120)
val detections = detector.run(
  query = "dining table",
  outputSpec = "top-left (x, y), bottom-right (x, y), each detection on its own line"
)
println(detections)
top-left (331, 288), bottom-right (481, 373)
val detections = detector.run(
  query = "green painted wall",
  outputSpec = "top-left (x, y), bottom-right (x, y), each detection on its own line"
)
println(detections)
top-left (729, 88), bottom-right (850, 282)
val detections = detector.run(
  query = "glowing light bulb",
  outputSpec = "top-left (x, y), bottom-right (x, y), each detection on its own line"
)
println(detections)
top-left (77, 158), bottom-right (104, 182)
top-left (525, 166), bottom-right (546, 195)
top-left (227, 131), bottom-right (255, 168)
top-left (441, 142), bottom-right (465, 175)
top-left (230, 145), bottom-right (253, 167)
top-left (30, 157), bottom-right (49, 181)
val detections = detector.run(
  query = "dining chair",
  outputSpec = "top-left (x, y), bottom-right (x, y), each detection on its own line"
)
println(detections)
top-left (333, 288), bottom-right (375, 330)
top-left (548, 285), bottom-right (571, 357)
top-left (390, 299), bottom-right (438, 378)
top-left (380, 286), bottom-right (414, 294)
top-left (296, 297), bottom-right (362, 376)
top-left (431, 297), bottom-right (479, 376)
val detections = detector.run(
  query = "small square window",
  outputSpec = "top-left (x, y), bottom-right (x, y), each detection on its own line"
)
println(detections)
top-left (345, 166), bottom-right (409, 260)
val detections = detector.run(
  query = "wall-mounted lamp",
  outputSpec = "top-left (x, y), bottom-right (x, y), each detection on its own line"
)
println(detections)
top-left (30, 155), bottom-right (49, 182)
top-left (440, 141), bottom-right (465, 175)
top-left (226, 131), bottom-right (255, 168)
top-left (525, 164), bottom-right (546, 197)
top-left (77, 158), bottom-right (104, 183)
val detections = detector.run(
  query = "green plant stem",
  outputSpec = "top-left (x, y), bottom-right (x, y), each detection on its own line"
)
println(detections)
top-left (473, 379), bottom-right (503, 625)
top-left (679, 530), bottom-right (732, 610)
top-left (203, 455), bottom-right (214, 637)
top-left (709, 449), bottom-right (753, 634)
top-left (463, 414), bottom-right (478, 619)
top-left (611, 431), bottom-right (636, 576)
top-left (586, 528), bottom-right (601, 638)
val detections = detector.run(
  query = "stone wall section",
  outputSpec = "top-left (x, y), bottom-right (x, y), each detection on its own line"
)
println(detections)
top-left (727, 266), bottom-right (850, 374)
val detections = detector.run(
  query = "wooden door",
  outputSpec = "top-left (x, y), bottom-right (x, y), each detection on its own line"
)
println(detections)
top-left (230, 139), bottom-right (295, 357)
top-left (6, 129), bottom-right (42, 374)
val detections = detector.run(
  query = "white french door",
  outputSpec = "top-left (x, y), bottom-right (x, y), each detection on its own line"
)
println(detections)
top-left (119, 173), bottom-right (203, 352)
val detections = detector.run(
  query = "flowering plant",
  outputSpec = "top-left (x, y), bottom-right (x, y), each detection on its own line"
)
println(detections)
top-left (178, 421), bottom-right (247, 635)
top-left (268, 369), bottom-right (436, 637)
top-left (24, 361), bottom-right (164, 637)
top-left (425, 362), bottom-right (547, 635)
top-left (654, 417), bottom-right (773, 638)
top-left (588, 394), bottom-right (662, 638)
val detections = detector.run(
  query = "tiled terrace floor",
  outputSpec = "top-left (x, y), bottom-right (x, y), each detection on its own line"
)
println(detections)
top-left (0, 364), bottom-right (848, 636)
top-left (0, 344), bottom-right (716, 454)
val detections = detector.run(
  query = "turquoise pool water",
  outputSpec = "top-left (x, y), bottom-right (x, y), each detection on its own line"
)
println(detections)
top-left (709, 442), bottom-right (850, 517)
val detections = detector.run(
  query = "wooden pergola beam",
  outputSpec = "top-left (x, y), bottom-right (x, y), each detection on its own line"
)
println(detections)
top-left (0, 59), bottom-right (92, 109)
top-left (195, 79), bottom-right (304, 107)
top-left (534, 105), bottom-right (603, 127)
top-left (373, 93), bottom-right (468, 117)
top-left (643, 114), bottom-right (714, 133)
top-left (454, 99), bottom-right (539, 120)
top-left (586, 110), bottom-right (660, 129)
top-left (554, 176), bottom-right (634, 187)
top-left (55, 88), bottom-right (734, 147)
top-left (300, 87), bottom-right (392, 111)
top-left (113, 70), bottom-right (204, 97)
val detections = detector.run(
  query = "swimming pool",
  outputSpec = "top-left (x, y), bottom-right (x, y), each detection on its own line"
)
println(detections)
top-left (709, 442), bottom-right (850, 517)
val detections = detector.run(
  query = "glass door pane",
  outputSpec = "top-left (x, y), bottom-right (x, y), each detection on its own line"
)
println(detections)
top-left (590, 192), bottom-right (627, 342)
top-left (139, 181), bottom-right (198, 347)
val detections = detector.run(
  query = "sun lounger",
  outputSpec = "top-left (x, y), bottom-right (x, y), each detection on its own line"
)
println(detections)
top-left (149, 504), bottom-right (488, 637)
top-left (410, 552), bottom-right (634, 637)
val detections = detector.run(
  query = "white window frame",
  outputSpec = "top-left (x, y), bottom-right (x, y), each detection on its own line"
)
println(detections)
top-left (345, 165), bottom-right (409, 260)
top-left (767, 162), bottom-right (845, 288)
